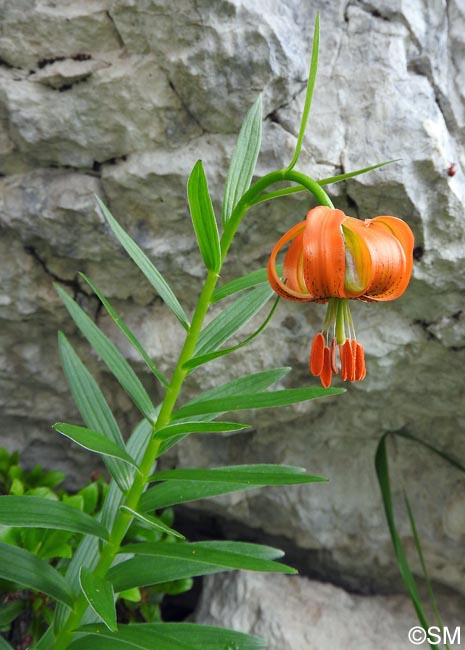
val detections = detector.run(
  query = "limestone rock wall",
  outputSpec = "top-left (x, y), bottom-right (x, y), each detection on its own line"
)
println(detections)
top-left (1, 0), bottom-right (465, 623)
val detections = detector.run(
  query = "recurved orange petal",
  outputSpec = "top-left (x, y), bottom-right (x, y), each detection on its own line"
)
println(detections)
top-left (267, 221), bottom-right (314, 301)
top-left (343, 216), bottom-right (413, 302)
top-left (302, 206), bottom-right (347, 300)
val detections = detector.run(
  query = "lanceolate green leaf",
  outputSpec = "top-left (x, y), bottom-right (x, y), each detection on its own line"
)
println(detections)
top-left (56, 286), bottom-right (157, 422)
top-left (150, 464), bottom-right (326, 485)
top-left (120, 541), bottom-right (295, 574)
top-left (80, 274), bottom-right (169, 388)
top-left (71, 623), bottom-right (266, 650)
top-left (286, 15), bottom-right (319, 172)
top-left (58, 333), bottom-right (133, 493)
top-left (185, 296), bottom-right (279, 370)
top-left (187, 160), bottom-right (221, 272)
top-left (211, 265), bottom-right (283, 302)
top-left (155, 421), bottom-right (250, 441)
top-left (174, 386), bottom-right (343, 420)
top-left (0, 542), bottom-right (73, 607)
top-left (139, 480), bottom-right (252, 511)
top-left (96, 196), bottom-right (189, 330)
top-left (156, 369), bottom-right (290, 456)
top-left (188, 367), bottom-right (290, 404)
top-left (222, 95), bottom-right (262, 225)
top-left (195, 284), bottom-right (273, 356)
top-left (53, 423), bottom-right (138, 470)
top-left (0, 496), bottom-right (109, 540)
top-left (79, 567), bottom-right (117, 633)
top-left (120, 506), bottom-right (185, 540)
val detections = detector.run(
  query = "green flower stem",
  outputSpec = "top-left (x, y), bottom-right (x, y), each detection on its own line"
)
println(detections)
top-left (221, 169), bottom-right (334, 260)
top-left (54, 168), bottom-right (331, 648)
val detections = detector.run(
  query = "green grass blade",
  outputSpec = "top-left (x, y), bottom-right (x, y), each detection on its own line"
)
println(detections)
top-left (0, 496), bottom-right (108, 540)
top-left (375, 435), bottom-right (438, 649)
top-left (404, 493), bottom-right (448, 645)
top-left (0, 542), bottom-right (73, 607)
top-left (286, 15), bottom-right (319, 172)
top-left (56, 286), bottom-right (157, 423)
top-left (188, 160), bottom-right (221, 272)
top-left (185, 296), bottom-right (279, 370)
top-left (80, 274), bottom-right (169, 388)
top-left (53, 423), bottom-right (138, 470)
top-left (195, 284), bottom-right (273, 356)
top-left (174, 386), bottom-right (343, 420)
top-left (222, 95), bottom-right (262, 225)
top-left (96, 196), bottom-right (189, 330)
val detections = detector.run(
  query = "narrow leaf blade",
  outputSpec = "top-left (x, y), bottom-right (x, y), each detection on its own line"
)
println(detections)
top-left (150, 464), bottom-right (326, 485)
top-left (212, 265), bottom-right (283, 302)
top-left (0, 496), bottom-right (109, 540)
top-left (139, 480), bottom-right (253, 511)
top-left (79, 567), bottom-right (117, 632)
top-left (286, 15), bottom-right (319, 171)
top-left (96, 196), bottom-right (189, 330)
top-left (174, 386), bottom-right (343, 419)
top-left (375, 435), bottom-right (434, 641)
top-left (80, 274), bottom-right (169, 388)
top-left (120, 506), bottom-right (185, 540)
top-left (71, 622), bottom-right (266, 650)
top-left (53, 423), bottom-right (138, 469)
top-left (155, 421), bottom-right (250, 441)
top-left (186, 296), bottom-right (279, 370)
top-left (58, 333), bottom-right (133, 493)
top-left (120, 541), bottom-right (296, 574)
top-left (56, 286), bottom-right (157, 422)
top-left (187, 161), bottom-right (221, 272)
top-left (195, 284), bottom-right (273, 356)
top-left (0, 542), bottom-right (73, 607)
top-left (222, 95), bottom-right (262, 225)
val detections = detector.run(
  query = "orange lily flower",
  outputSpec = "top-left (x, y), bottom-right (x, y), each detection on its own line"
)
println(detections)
top-left (268, 206), bottom-right (414, 387)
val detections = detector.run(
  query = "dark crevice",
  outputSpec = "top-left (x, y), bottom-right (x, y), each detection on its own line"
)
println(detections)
top-left (105, 10), bottom-right (126, 49)
top-left (24, 245), bottom-right (86, 300)
top-left (167, 79), bottom-right (206, 135)
top-left (413, 246), bottom-right (424, 261)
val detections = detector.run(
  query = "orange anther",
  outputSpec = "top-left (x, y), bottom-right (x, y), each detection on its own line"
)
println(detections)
top-left (320, 345), bottom-right (333, 388)
top-left (355, 342), bottom-right (366, 381)
top-left (310, 332), bottom-right (325, 376)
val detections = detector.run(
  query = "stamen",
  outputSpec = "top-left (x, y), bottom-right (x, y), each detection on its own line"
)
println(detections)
top-left (320, 345), bottom-right (333, 388)
top-left (309, 332), bottom-right (325, 376)
top-left (330, 338), bottom-right (338, 374)
top-left (355, 342), bottom-right (366, 380)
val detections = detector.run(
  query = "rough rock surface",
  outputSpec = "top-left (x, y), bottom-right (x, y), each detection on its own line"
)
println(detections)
top-left (0, 0), bottom-right (465, 621)
top-left (195, 572), bottom-right (465, 650)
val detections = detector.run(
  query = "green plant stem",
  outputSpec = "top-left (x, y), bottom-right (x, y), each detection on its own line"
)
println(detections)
top-left (220, 169), bottom-right (333, 260)
top-left (53, 169), bottom-right (331, 648)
